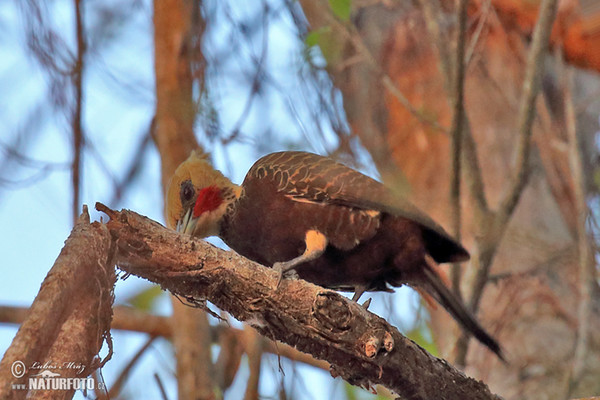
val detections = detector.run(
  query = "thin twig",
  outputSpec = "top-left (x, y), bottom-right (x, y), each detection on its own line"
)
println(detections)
top-left (465, 0), bottom-right (492, 66)
top-left (321, 6), bottom-right (448, 133)
top-left (110, 125), bottom-right (154, 206)
top-left (72, 0), bottom-right (85, 226)
top-left (419, 0), bottom-right (479, 366)
top-left (564, 67), bottom-right (598, 395)
top-left (496, 0), bottom-right (559, 225)
top-left (461, 125), bottom-right (490, 220)
top-left (469, 0), bottom-right (559, 315)
top-left (223, 2), bottom-right (270, 145)
top-left (418, 0), bottom-right (490, 221)
top-left (418, 0), bottom-right (558, 362)
top-left (450, 0), bottom-right (468, 300)
top-left (419, 0), bottom-right (452, 80)
top-left (108, 336), bottom-right (157, 398)
top-left (448, 0), bottom-right (469, 365)
top-left (154, 373), bottom-right (170, 400)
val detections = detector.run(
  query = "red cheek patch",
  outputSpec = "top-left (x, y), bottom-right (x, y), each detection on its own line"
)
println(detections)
top-left (193, 186), bottom-right (223, 217)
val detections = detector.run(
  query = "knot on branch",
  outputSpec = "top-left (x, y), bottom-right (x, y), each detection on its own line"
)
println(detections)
top-left (359, 329), bottom-right (395, 358)
top-left (312, 292), bottom-right (352, 332)
top-left (116, 237), bottom-right (153, 259)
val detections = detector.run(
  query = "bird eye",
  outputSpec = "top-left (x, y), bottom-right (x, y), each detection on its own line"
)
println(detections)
top-left (180, 180), bottom-right (195, 204)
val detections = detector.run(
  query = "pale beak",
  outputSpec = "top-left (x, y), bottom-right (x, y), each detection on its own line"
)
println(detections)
top-left (176, 208), bottom-right (197, 235)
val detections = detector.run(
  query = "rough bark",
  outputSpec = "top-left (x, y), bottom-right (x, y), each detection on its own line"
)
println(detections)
top-left (96, 203), bottom-right (501, 400)
top-left (0, 208), bottom-right (115, 400)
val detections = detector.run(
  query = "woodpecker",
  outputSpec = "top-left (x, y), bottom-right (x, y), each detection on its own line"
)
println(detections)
top-left (166, 150), bottom-right (503, 359)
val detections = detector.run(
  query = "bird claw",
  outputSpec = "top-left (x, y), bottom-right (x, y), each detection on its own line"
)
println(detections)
top-left (273, 262), bottom-right (299, 289)
top-left (273, 262), bottom-right (284, 288)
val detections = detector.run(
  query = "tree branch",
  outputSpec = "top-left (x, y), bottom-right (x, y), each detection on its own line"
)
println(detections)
top-left (96, 203), bottom-right (500, 400)
top-left (469, 0), bottom-right (559, 314)
top-left (72, 0), bottom-right (85, 226)
top-left (0, 207), bottom-right (115, 400)
top-left (418, 0), bottom-right (490, 223)
top-left (314, 1), bottom-right (448, 134)
top-left (496, 0), bottom-right (559, 225)
top-left (242, 326), bottom-right (263, 400)
top-left (449, 0), bottom-right (468, 299)
top-left (452, 0), bottom-right (559, 363)
top-left (564, 67), bottom-right (599, 395)
top-left (108, 336), bottom-right (157, 398)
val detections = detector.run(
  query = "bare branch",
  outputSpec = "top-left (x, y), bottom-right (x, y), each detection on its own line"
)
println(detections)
top-left (72, 0), bottom-right (85, 226)
top-left (449, 0), bottom-right (468, 298)
top-left (96, 203), bottom-right (500, 400)
top-left (465, 0), bottom-right (492, 66)
top-left (418, 0), bottom-right (452, 81)
top-left (452, 0), bottom-right (560, 362)
top-left (496, 0), bottom-right (559, 225)
top-left (564, 67), bottom-right (600, 395)
top-left (469, 0), bottom-right (559, 314)
top-left (419, 0), bottom-right (558, 362)
top-left (108, 336), bottom-right (157, 398)
top-left (446, 0), bottom-right (470, 367)
top-left (154, 373), bottom-right (169, 400)
top-left (316, 3), bottom-right (448, 133)
top-left (242, 326), bottom-right (263, 400)
top-left (418, 0), bottom-right (483, 366)
top-left (418, 0), bottom-right (490, 221)
top-left (0, 207), bottom-right (115, 399)
top-left (109, 125), bottom-right (154, 207)
top-left (222, 2), bottom-right (270, 146)
top-left (461, 125), bottom-right (490, 220)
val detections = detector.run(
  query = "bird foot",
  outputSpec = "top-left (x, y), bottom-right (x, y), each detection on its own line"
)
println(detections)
top-left (273, 262), bottom-right (299, 288)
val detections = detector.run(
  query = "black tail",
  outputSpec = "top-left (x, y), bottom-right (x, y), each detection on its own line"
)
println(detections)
top-left (422, 264), bottom-right (505, 361)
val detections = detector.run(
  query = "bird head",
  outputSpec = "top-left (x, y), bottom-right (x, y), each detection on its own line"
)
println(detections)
top-left (166, 150), bottom-right (241, 238)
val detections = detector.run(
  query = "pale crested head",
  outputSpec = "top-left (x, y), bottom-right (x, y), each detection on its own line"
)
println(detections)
top-left (166, 150), bottom-right (241, 237)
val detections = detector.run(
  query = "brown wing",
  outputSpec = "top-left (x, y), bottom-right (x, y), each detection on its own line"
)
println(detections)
top-left (245, 151), bottom-right (469, 263)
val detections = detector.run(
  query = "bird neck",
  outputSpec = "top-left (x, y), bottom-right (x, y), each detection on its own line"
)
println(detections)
top-left (218, 182), bottom-right (243, 236)
top-left (223, 182), bottom-right (242, 210)
top-left (220, 179), bottom-right (241, 214)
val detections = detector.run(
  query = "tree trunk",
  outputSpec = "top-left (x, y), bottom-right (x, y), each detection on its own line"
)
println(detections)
top-left (153, 0), bottom-right (217, 399)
